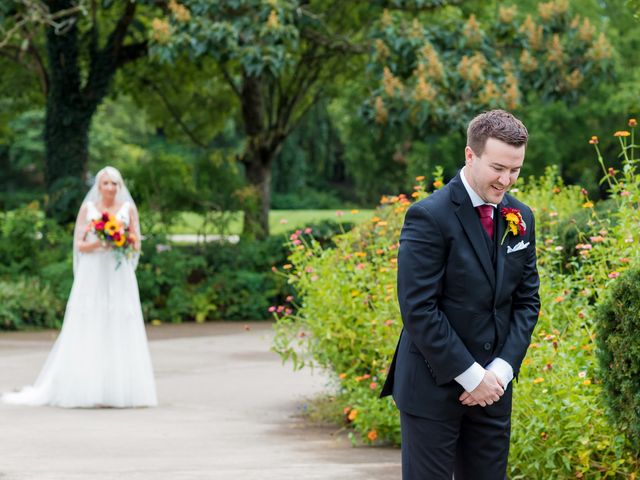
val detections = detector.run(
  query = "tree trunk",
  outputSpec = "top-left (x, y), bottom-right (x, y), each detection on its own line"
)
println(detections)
top-left (44, 1), bottom-right (90, 222)
top-left (242, 146), bottom-right (273, 239)
top-left (239, 73), bottom-right (275, 239)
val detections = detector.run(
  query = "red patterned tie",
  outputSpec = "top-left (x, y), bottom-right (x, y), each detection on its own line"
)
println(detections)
top-left (476, 205), bottom-right (494, 240)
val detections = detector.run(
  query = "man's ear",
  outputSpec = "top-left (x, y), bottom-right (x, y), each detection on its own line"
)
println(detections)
top-left (464, 146), bottom-right (475, 166)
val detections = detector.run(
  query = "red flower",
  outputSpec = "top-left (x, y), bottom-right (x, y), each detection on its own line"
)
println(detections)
top-left (102, 212), bottom-right (110, 222)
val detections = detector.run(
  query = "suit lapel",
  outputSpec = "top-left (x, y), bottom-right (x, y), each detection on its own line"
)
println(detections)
top-left (494, 197), bottom-right (508, 308)
top-left (450, 175), bottom-right (496, 289)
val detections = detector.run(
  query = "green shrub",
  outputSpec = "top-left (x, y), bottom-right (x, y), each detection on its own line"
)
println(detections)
top-left (0, 277), bottom-right (63, 330)
top-left (596, 266), bottom-right (640, 451)
top-left (136, 239), bottom-right (207, 323)
top-left (0, 203), bottom-right (44, 275)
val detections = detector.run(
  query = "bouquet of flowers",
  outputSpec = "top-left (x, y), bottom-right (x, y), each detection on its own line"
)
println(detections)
top-left (90, 212), bottom-right (137, 268)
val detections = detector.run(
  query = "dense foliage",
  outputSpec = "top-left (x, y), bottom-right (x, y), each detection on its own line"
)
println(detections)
top-left (596, 267), bottom-right (640, 451)
top-left (0, 207), bottom-right (350, 329)
top-left (274, 123), bottom-right (640, 477)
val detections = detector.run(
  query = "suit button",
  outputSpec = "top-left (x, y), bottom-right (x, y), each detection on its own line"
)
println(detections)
top-left (484, 342), bottom-right (492, 351)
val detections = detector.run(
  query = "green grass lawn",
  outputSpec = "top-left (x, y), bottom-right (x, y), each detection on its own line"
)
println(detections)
top-left (168, 209), bottom-right (375, 235)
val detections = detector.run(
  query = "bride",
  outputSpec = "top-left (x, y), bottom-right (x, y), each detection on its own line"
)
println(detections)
top-left (2, 166), bottom-right (157, 408)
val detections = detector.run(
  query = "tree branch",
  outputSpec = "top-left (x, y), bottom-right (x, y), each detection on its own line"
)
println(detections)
top-left (106, 0), bottom-right (137, 60)
top-left (217, 62), bottom-right (242, 98)
top-left (114, 41), bottom-right (148, 68)
top-left (144, 78), bottom-right (209, 149)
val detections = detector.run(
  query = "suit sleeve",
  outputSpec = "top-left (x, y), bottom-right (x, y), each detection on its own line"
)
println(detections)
top-left (397, 203), bottom-right (477, 386)
top-left (496, 210), bottom-right (541, 376)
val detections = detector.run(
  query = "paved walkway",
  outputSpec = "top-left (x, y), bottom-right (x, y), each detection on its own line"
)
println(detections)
top-left (0, 322), bottom-right (400, 480)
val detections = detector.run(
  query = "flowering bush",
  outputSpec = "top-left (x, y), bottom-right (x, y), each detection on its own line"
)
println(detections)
top-left (274, 124), bottom-right (640, 477)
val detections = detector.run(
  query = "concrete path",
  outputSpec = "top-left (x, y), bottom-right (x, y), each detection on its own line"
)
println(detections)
top-left (0, 322), bottom-right (400, 480)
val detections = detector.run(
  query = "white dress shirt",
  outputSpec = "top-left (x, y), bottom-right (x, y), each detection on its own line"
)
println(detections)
top-left (453, 167), bottom-right (514, 392)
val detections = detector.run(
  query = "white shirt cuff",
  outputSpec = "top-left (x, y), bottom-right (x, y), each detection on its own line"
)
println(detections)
top-left (454, 362), bottom-right (485, 392)
top-left (486, 357), bottom-right (514, 389)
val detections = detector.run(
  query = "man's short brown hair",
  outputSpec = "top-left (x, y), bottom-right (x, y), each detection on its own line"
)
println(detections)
top-left (467, 110), bottom-right (528, 155)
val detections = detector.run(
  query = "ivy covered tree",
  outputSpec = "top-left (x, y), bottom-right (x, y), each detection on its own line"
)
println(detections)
top-left (0, 1), bottom-right (160, 221)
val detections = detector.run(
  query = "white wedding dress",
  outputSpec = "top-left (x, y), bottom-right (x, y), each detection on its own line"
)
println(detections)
top-left (2, 201), bottom-right (158, 408)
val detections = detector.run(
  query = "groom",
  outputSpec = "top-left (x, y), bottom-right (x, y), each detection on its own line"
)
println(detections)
top-left (381, 110), bottom-right (540, 479)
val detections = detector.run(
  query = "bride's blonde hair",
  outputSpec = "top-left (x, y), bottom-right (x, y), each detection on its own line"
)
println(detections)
top-left (96, 166), bottom-right (124, 194)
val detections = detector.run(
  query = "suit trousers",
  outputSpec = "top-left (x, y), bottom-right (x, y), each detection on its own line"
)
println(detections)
top-left (400, 408), bottom-right (510, 480)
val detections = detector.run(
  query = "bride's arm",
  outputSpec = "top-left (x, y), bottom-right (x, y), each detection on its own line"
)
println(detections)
top-left (129, 204), bottom-right (142, 251)
top-left (75, 204), bottom-right (103, 253)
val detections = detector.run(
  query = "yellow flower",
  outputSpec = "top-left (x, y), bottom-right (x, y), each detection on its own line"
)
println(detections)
top-left (151, 18), bottom-right (172, 44)
top-left (266, 9), bottom-right (279, 28)
top-left (104, 221), bottom-right (119, 236)
top-left (168, 0), bottom-right (191, 22)
top-left (582, 201), bottom-right (594, 208)
top-left (613, 131), bottom-right (631, 137)
top-left (505, 212), bottom-right (519, 223)
top-left (114, 235), bottom-right (126, 247)
top-left (533, 377), bottom-right (545, 384)
top-left (582, 379), bottom-right (591, 386)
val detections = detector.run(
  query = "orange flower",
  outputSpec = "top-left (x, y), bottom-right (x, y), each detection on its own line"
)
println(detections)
top-left (369, 382), bottom-right (378, 390)
top-left (339, 373), bottom-right (347, 379)
top-left (348, 409), bottom-right (358, 421)
top-left (533, 377), bottom-right (545, 384)
top-left (415, 175), bottom-right (425, 181)
top-left (613, 131), bottom-right (631, 137)
top-left (583, 379), bottom-right (592, 386)
top-left (433, 180), bottom-right (443, 188)
top-left (367, 430), bottom-right (378, 441)
top-left (629, 118), bottom-right (637, 127)
top-left (411, 192), bottom-right (420, 198)
top-left (588, 135), bottom-right (598, 144)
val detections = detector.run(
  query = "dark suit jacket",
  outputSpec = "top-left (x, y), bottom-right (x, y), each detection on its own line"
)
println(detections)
top-left (380, 172), bottom-right (540, 419)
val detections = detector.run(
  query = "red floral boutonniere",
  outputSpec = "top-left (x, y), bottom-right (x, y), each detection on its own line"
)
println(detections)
top-left (500, 207), bottom-right (526, 245)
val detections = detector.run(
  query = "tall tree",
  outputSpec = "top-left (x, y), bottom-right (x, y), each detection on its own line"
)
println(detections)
top-left (151, 0), bottom-right (362, 237)
top-left (0, 1), bottom-right (158, 221)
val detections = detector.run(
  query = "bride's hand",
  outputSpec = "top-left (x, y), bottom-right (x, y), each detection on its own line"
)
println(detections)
top-left (77, 240), bottom-right (101, 253)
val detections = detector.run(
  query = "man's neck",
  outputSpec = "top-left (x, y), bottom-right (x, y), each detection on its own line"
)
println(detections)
top-left (460, 167), bottom-right (496, 208)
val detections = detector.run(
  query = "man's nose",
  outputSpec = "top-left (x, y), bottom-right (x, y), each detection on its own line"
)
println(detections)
top-left (498, 173), bottom-right (510, 186)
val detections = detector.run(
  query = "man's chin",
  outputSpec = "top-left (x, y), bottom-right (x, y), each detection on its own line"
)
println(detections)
top-left (488, 190), bottom-right (506, 203)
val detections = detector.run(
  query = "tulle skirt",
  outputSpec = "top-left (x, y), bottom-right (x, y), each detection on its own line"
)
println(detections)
top-left (2, 250), bottom-right (157, 408)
